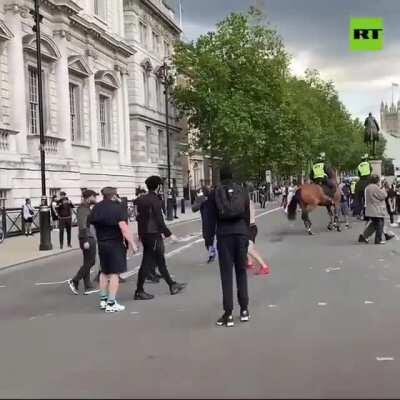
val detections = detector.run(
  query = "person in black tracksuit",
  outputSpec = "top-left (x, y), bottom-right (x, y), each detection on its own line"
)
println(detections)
top-left (68, 190), bottom-right (99, 295)
top-left (134, 175), bottom-right (186, 300)
top-left (207, 166), bottom-right (251, 327)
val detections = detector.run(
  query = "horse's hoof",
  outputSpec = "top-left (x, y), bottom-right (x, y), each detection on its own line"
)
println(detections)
top-left (308, 230), bottom-right (313, 236)
top-left (327, 225), bottom-right (333, 231)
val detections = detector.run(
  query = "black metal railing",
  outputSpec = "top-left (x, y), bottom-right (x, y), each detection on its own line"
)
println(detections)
top-left (1, 205), bottom-right (79, 239)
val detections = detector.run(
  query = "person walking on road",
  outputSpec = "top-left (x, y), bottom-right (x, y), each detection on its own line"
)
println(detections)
top-left (68, 190), bottom-right (99, 295)
top-left (358, 175), bottom-right (388, 245)
top-left (338, 179), bottom-right (351, 229)
top-left (134, 176), bottom-right (186, 301)
top-left (208, 165), bottom-right (251, 327)
top-left (247, 197), bottom-right (271, 275)
top-left (57, 191), bottom-right (74, 249)
top-left (384, 181), bottom-right (397, 227)
top-left (192, 185), bottom-right (217, 263)
top-left (22, 198), bottom-right (35, 236)
top-left (89, 187), bottom-right (138, 313)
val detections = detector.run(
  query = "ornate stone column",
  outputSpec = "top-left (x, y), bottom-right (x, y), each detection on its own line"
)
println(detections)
top-left (53, 29), bottom-right (72, 159)
top-left (86, 48), bottom-right (99, 164)
top-left (4, 4), bottom-right (29, 155)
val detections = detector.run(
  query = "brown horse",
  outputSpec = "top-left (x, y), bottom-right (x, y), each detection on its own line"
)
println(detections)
top-left (287, 171), bottom-right (342, 235)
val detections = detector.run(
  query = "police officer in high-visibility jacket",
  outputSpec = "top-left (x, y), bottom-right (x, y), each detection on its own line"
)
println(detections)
top-left (357, 154), bottom-right (372, 179)
top-left (310, 152), bottom-right (330, 185)
top-left (354, 154), bottom-right (372, 218)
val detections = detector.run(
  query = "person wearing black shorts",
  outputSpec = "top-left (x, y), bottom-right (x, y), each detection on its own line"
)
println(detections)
top-left (89, 187), bottom-right (138, 313)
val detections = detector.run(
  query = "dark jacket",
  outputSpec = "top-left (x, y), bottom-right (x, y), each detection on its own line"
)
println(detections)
top-left (57, 198), bottom-right (74, 218)
top-left (77, 203), bottom-right (95, 241)
top-left (207, 180), bottom-right (250, 239)
top-left (192, 193), bottom-right (215, 246)
top-left (135, 191), bottom-right (171, 239)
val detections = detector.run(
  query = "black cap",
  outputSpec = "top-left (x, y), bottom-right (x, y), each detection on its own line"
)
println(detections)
top-left (60, 191), bottom-right (66, 196)
top-left (82, 189), bottom-right (99, 199)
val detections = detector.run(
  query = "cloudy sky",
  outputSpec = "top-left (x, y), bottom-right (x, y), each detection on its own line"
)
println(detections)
top-left (168, 0), bottom-right (400, 124)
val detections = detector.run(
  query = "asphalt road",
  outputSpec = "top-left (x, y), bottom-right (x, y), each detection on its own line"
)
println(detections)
top-left (1, 204), bottom-right (400, 398)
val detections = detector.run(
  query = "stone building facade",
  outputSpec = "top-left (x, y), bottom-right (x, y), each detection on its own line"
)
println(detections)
top-left (0, 0), bottom-right (183, 208)
top-left (380, 100), bottom-right (400, 137)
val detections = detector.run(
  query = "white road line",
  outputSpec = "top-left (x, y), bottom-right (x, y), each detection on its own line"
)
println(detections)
top-left (34, 279), bottom-right (69, 286)
top-left (121, 238), bottom-right (204, 279)
top-left (0, 285), bottom-right (6, 288)
top-left (255, 207), bottom-right (282, 219)
top-left (376, 357), bottom-right (394, 361)
top-left (364, 300), bottom-right (375, 304)
top-left (317, 302), bottom-right (327, 306)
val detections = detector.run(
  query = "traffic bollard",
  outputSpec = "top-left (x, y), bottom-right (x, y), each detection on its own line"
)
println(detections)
top-left (181, 198), bottom-right (185, 214)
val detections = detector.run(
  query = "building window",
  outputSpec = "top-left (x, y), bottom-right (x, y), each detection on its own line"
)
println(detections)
top-left (0, 189), bottom-right (8, 208)
top-left (49, 188), bottom-right (60, 199)
top-left (146, 126), bottom-right (152, 160)
top-left (94, 0), bottom-right (106, 20)
top-left (139, 22), bottom-right (147, 47)
top-left (28, 66), bottom-right (39, 135)
top-left (69, 83), bottom-right (81, 143)
top-left (143, 70), bottom-right (150, 106)
top-left (99, 94), bottom-right (111, 148)
top-left (158, 129), bottom-right (164, 159)
top-left (152, 31), bottom-right (160, 53)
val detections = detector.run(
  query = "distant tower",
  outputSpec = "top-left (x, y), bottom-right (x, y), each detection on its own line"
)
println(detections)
top-left (381, 99), bottom-right (400, 137)
top-left (254, 0), bottom-right (265, 13)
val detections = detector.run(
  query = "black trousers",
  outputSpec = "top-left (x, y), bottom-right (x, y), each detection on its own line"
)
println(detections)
top-left (137, 235), bottom-right (174, 292)
top-left (217, 235), bottom-right (249, 314)
top-left (59, 217), bottom-right (72, 247)
top-left (363, 217), bottom-right (384, 243)
top-left (73, 238), bottom-right (96, 289)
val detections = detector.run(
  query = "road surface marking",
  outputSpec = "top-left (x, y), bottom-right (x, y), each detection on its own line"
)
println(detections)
top-left (364, 300), bottom-right (375, 304)
top-left (326, 267), bottom-right (341, 272)
top-left (130, 311), bottom-right (140, 315)
top-left (268, 304), bottom-right (278, 308)
top-left (376, 357), bottom-right (394, 361)
top-left (317, 302), bottom-right (327, 306)
top-left (377, 259), bottom-right (385, 262)
top-left (0, 285), bottom-right (6, 288)
top-left (34, 279), bottom-right (69, 286)
top-left (255, 207), bottom-right (282, 219)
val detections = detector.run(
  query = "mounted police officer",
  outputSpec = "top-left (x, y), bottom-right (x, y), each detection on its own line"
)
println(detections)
top-left (354, 154), bottom-right (373, 218)
top-left (310, 152), bottom-right (336, 199)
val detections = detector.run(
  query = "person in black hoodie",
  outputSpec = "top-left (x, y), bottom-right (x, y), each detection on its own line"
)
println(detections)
top-left (208, 165), bottom-right (251, 327)
top-left (134, 175), bottom-right (186, 300)
top-left (57, 191), bottom-right (74, 249)
top-left (192, 185), bottom-right (216, 263)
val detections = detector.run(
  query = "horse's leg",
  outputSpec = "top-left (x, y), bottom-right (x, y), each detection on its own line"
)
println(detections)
top-left (301, 203), bottom-right (314, 235)
top-left (334, 203), bottom-right (341, 232)
top-left (326, 205), bottom-right (334, 231)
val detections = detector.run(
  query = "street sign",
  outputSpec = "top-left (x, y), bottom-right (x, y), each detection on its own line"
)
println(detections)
top-left (265, 170), bottom-right (272, 183)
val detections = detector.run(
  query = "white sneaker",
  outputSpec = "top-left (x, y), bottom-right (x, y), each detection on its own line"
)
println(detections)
top-left (390, 223), bottom-right (399, 228)
top-left (105, 301), bottom-right (126, 313)
top-left (99, 300), bottom-right (107, 310)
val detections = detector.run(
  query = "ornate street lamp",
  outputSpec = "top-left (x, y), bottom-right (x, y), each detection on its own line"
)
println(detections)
top-left (156, 59), bottom-right (175, 220)
top-left (31, 0), bottom-right (52, 250)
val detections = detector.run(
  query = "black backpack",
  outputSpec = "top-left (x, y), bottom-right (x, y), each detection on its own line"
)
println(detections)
top-left (215, 183), bottom-right (246, 220)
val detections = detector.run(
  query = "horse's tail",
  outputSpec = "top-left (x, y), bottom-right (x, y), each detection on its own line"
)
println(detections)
top-left (287, 189), bottom-right (300, 220)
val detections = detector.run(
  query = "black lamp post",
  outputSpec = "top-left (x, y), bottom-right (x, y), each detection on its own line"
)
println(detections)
top-left (156, 60), bottom-right (174, 221)
top-left (31, 0), bottom-right (52, 250)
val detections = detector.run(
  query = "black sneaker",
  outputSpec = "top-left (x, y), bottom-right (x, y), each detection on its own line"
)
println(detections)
top-left (134, 291), bottom-right (154, 300)
top-left (216, 313), bottom-right (234, 327)
top-left (170, 282), bottom-right (187, 295)
top-left (358, 234), bottom-right (369, 244)
top-left (240, 310), bottom-right (250, 322)
top-left (67, 279), bottom-right (79, 295)
top-left (385, 233), bottom-right (395, 241)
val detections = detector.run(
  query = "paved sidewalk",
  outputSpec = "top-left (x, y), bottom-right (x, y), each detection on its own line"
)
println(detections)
top-left (0, 207), bottom-right (200, 270)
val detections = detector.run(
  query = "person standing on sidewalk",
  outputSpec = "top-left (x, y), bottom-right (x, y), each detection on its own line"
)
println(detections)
top-left (208, 165), bottom-right (251, 327)
top-left (68, 190), bottom-right (99, 295)
top-left (50, 195), bottom-right (59, 231)
top-left (57, 191), bottom-right (74, 249)
top-left (358, 175), bottom-right (387, 245)
top-left (89, 187), bottom-right (138, 313)
top-left (134, 175), bottom-right (186, 301)
top-left (22, 198), bottom-right (35, 236)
